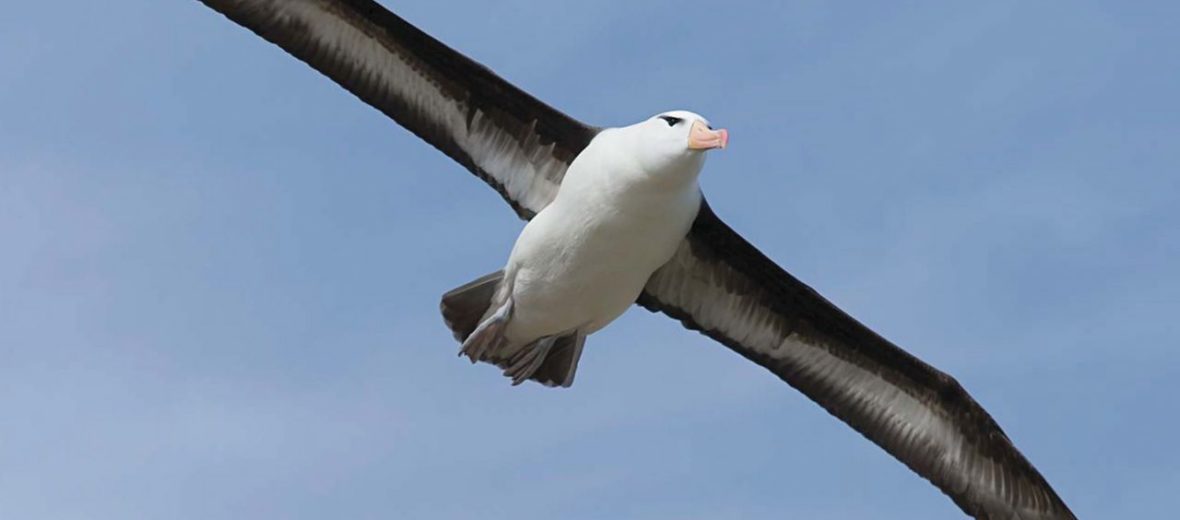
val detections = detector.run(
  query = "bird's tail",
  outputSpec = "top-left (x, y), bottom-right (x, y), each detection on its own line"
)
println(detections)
top-left (440, 271), bottom-right (584, 387)
top-left (440, 270), bottom-right (504, 342)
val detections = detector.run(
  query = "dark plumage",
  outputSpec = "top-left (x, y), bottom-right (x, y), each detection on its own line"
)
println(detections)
top-left (195, 1), bottom-right (1075, 517)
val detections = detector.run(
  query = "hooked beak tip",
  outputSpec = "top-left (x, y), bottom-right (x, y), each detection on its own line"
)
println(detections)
top-left (688, 121), bottom-right (729, 151)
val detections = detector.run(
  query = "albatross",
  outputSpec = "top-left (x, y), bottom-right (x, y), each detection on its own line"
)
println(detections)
top-left (193, 1), bottom-right (1076, 518)
top-left (444, 110), bottom-right (725, 386)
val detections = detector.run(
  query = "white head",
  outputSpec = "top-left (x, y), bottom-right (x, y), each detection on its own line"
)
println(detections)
top-left (621, 110), bottom-right (728, 179)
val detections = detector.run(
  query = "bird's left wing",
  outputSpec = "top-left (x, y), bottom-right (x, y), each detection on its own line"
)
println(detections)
top-left (638, 201), bottom-right (1075, 520)
top-left (197, 0), bottom-right (598, 218)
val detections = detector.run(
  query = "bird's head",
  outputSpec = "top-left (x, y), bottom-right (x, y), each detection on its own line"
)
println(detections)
top-left (625, 110), bottom-right (728, 177)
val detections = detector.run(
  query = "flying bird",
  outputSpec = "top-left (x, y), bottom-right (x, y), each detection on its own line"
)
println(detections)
top-left (442, 109), bottom-right (727, 386)
top-left (194, 1), bottom-right (1075, 518)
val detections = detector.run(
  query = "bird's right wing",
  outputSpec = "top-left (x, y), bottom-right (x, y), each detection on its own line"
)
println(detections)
top-left (639, 201), bottom-right (1075, 520)
top-left (197, 0), bottom-right (599, 218)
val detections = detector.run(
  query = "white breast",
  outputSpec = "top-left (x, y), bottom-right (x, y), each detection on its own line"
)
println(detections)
top-left (502, 129), bottom-right (703, 343)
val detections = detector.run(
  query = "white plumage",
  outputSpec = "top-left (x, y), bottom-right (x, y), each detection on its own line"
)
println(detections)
top-left (504, 111), bottom-right (709, 343)
top-left (444, 110), bottom-right (726, 387)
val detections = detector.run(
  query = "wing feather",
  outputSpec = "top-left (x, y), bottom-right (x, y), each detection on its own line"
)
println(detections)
top-left (196, 4), bottom-right (1073, 516)
top-left (197, 0), bottom-right (597, 217)
top-left (639, 201), bottom-right (1075, 519)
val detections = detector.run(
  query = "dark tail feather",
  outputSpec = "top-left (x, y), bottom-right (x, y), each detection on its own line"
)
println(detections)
top-left (441, 270), bottom-right (586, 388)
top-left (528, 331), bottom-right (585, 388)
top-left (440, 270), bottom-right (504, 342)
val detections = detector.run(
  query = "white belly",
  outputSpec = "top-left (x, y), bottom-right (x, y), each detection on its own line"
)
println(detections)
top-left (502, 178), bottom-right (701, 344)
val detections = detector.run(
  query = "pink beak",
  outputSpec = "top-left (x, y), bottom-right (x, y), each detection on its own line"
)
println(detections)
top-left (687, 120), bottom-right (729, 150)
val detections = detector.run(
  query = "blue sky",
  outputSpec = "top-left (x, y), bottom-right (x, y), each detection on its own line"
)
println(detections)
top-left (2, 1), bottom-right (1177, 518)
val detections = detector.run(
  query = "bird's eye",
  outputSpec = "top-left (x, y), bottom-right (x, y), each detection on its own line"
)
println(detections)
top-left (658, 116), bottom-right (683, 127)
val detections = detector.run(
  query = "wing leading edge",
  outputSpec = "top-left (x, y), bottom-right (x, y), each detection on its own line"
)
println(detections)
top-left (196, 2), bottom-right (1075, 517)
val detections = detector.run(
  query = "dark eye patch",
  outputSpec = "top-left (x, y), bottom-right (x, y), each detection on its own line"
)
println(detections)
top-left (658, 115), bottom-right (683, 127)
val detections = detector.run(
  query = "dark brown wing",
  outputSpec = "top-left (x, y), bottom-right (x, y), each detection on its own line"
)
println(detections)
top-left (197, 0), bottom-right (598, 218)
top-left (196, 2), bottom-right (1073, 516)
top-left (639, 200), bottom-right (1075, 520)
